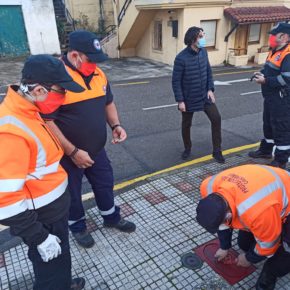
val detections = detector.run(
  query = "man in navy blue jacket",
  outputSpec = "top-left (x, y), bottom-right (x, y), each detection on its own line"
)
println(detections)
top-left (172, 26), bottom-right (224, 163)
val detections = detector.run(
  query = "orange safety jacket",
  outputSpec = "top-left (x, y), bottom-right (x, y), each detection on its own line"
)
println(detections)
top-left (0, 87), bottom-right (68, 220)
top-left (63, 65), bottom-right (108, 105)
top-left (200, 164), bottom-right (290, 257)
top-left (266, 43), bottom-right (290, 72)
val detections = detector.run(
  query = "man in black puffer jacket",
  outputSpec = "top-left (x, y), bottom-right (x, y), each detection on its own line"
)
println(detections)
top-left (172, 26), bottom-right (224, 163)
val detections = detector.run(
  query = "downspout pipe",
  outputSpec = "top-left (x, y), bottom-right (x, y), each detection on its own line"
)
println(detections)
top-left (224, 23), bottom-right (239, 42)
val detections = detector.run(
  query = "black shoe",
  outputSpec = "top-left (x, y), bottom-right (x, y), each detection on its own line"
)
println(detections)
top-left (72, 230), bottom-right (95, 248)
top-left (269, 160), bottom-right (287, 169)
top-left (248, 149), bottom-right (272, 159)
top-left (182, 149), bottom-right (191, 160)
top-left (212, 151), bottom-right (225, 164)
top-left (255, 270), bottom-right (276, 290)
top-left (71, 277), bottom-right (86, 290)
top-left (104, 218), bottom-right (136, 233)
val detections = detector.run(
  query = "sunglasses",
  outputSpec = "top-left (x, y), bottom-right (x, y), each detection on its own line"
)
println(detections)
top-left (41, 84), bottom-right (66, 94)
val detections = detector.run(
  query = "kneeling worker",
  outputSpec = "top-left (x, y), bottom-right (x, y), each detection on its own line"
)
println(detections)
top-left (0, 55), bottom-right (85, 290)
top-left (196, 164), bottom-right (290, 290)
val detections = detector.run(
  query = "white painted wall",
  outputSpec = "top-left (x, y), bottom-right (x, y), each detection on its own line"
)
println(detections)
top-left (0, 0), bottom-right (60, 55)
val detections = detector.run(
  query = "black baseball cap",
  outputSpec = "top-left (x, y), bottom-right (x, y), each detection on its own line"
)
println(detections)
top-left (22, 54), bottom-right (84, 93)
top-left (68, 30), bottom-right (108, 63)
top-left (196, 193), bottom-right (227, 234)
top-left (269, 22), bottom-right (290, 35)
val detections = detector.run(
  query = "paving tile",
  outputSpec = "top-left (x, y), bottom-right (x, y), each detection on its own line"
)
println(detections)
top-left (119, 202), bottom-right (136, 217)
top-left (144, 191), bottom-right (168, 205)
top-left (0, 253), bottom-right (5, 268)
top-left (86, 218), bottom-right (98, 233)
top-left (159, 185), bottom-right (183, 198)
top-left (149, 178), bottom-right (172, 190)
top-left (174, 181), bottom-right (194, 193)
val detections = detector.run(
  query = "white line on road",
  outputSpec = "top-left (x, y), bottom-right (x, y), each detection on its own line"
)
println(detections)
top-left (143, 103), bottom-right (177, 111)
top-left (143, 78), bottom-right (255, 111)
top-left (228, 78), bottom-right (249, 84)
top-left (214, 78), bottom-right (250, 86)
top-left (240, 90), bottom-right (261, 96)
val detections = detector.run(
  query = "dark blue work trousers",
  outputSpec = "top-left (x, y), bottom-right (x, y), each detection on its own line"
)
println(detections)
top-left (262, 98), bottom-right (290, 163)
top-left (61, 149), bottom-right (121, 233)
top-left (28, 214), bottom-right (71, 290)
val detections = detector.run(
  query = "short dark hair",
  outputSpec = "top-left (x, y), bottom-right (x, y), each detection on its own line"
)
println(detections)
top-left (184, 26), bottom-right (203, 46)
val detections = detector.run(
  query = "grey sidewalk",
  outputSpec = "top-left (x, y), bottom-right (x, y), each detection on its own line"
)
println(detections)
top-left (0, 57), bottom-right (174, 90)
top-left (1, 148), bottom-right (290, 290)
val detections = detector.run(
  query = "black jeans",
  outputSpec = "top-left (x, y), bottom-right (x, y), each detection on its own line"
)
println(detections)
top-left (27, 215), bottom-right (72, 290)
top-left (181, 103), bottom-right (222, 152)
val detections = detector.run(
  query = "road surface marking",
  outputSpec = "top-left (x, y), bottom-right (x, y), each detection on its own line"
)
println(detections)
top-left (214, 69), bottom-right (256, 76)
top-left (143, 103), bottom-right (177, 111)
top-left (81, 142), bottom-right (259, 200)
top-left (114, 81), bottom-right (150, 87)
top-left (214, 78), bottom-right (250, 86)
top-left (240, 90), bottom-right (261, 96)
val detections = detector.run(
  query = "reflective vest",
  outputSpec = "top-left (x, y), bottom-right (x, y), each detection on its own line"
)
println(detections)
top-left (0, 87), bottom-right (68, 220)
top-left (200, 165), bottom-right (290, 257)
top-left (265, 43), bottom-right (290, 72)
top-left (63, 65), bottom-right (108, 105)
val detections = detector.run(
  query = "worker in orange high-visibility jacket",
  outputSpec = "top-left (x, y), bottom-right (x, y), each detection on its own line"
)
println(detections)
top-left (196, 164), bottom-right (290, 290)
top-left (0, 55), bottom-right (86, 290)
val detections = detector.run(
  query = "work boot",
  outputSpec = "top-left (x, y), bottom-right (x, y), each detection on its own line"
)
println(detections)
top-left (104, 218), bottom-right (136, 233)
top-left (71, 277), bottom-right (86, 290)
top-left (248, 149), bottom-right (272, 159)
top-left (72, 230), bottom-right (95, 248)
top-left (269, 160), bottom-right (287, 169)
top-left (212, 151), bottom-right (225, 164)
top-left (255, 269), bottom-right (276, 290)
top-left (181, 149), bottom-right (191, 160)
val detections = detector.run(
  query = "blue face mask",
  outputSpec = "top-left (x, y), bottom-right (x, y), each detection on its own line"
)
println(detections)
top-left (197, 37), bottom-right (206, 48)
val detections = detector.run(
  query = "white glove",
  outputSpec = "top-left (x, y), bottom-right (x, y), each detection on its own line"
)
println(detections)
top-left (214, 248), bottom-right (229, 261)
top-left (37, 234), bottom-right (62, 262)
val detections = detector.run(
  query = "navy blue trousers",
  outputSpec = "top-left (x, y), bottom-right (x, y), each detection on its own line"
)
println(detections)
top-left (261, 98), bottom-right (290, 163)
top-left (61, 149), bottom-right (121, 233)
top-left (28, 214), bottom-right (71, 290)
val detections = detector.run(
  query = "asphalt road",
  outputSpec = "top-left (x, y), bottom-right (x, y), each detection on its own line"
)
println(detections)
top-left (0, 61), bottom-right (263, 190)
top-left (106, 69), bottom-right (263, 185)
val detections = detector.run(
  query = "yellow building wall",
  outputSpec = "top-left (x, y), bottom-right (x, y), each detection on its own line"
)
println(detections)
top-left (66, 0), bottom-right (114, 31)
top-left (136, 9), bottom-right (183, 65)
top-left (136, 6), bottom-right (229, 66)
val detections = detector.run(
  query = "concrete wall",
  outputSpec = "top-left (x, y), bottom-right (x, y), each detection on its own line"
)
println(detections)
top-left (65, 0), bottom-right (114, 31)
top-left (0, 0), bottom-right (60, 55)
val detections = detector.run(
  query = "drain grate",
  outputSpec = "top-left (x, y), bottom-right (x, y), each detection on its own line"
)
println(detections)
top-left (180, 252), bottom-right (203, 270)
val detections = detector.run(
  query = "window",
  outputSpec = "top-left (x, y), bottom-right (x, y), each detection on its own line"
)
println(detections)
top-left (248, 24), bottom-right (261, 43)
top-left (200, 20), bottom-right (217, 48)
top-left (153, 21), bottom-right (162, 50)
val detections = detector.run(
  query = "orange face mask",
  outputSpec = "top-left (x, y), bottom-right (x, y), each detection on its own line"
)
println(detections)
top-left (78, 62), bottom-right (96, 76)
top-left (35, 91), bottom-right (65, 114)
top-left (268, 35), bottom-right (278, 48)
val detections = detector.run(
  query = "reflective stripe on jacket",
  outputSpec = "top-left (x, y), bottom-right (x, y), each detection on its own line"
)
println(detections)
top-left (0, 86), bottom-right (68, 219)
top-left (200, 164), bottom-right (290, 257)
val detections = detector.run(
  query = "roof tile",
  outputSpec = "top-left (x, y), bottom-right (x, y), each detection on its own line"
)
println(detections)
top-left (224, 6), bottom-right (290, 24)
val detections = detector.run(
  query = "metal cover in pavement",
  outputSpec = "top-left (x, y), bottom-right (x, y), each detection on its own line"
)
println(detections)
top-left (181, 252), bottom-right (203, 270)
top-left (194, 238), bottom-right (256, 285)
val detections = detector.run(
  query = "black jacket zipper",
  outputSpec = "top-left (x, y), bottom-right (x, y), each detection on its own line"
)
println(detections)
top-left (41, 124), bottom-right (60, 150)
